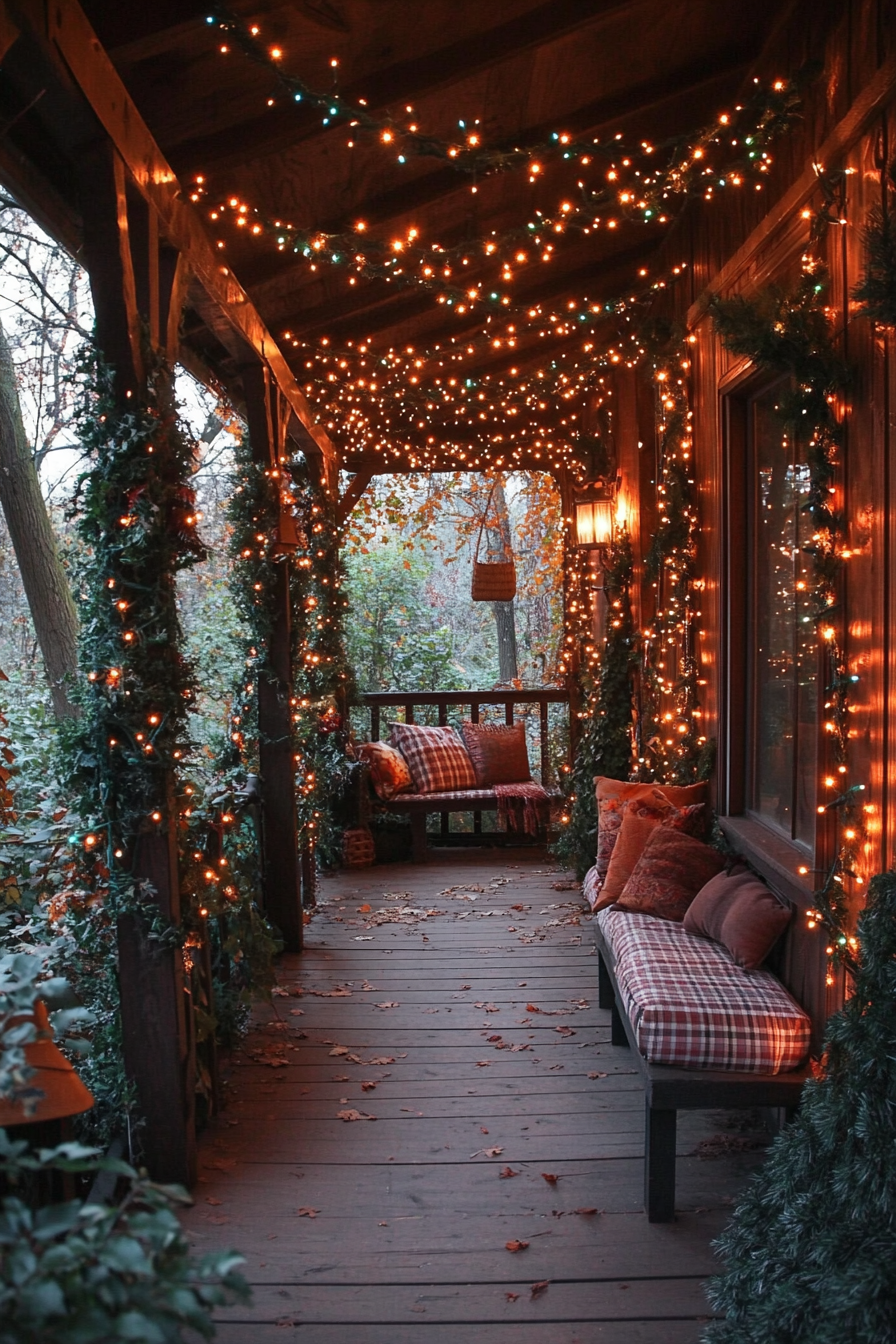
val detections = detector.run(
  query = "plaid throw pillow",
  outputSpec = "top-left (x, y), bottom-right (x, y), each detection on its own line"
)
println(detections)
top-left (388, 723), bottom-right (476, 794)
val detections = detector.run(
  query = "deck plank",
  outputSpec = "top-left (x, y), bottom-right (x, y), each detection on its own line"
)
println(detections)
top-left (182, 850), bottom-right (764, 1342)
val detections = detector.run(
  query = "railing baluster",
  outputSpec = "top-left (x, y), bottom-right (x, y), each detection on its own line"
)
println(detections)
top-left (540, 700), bottom-right (550, 785)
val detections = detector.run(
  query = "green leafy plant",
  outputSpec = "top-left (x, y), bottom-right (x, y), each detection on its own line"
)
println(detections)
top-left (704, 867), bottom-right (896, 1343)
top-left (853, 164), bottom-right (896, 326)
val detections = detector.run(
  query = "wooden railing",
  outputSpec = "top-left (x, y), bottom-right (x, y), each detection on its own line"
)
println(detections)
top-left (360, 688), bottom-right (569, 786)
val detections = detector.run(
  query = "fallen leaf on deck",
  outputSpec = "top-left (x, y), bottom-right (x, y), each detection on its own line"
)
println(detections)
top-left (588, 1071), bottom-right (608, 1080)
top-left (551, 880), bottom-right (581, 891)
top-left (480, 1126), bottom-right (489, 1133)
top-left (361, 1080), bottom-right (377, 1091)
top-left (574, 1207), bottom-right (598, 1216)
top-left (368, 1056), bottom-right (395, 1065)
top-left (329, 1046), bottom-right (349, 1057)
top-left (271, 987), bottom-right (289, 997)
top-left (375, 1001), bottom-right (400, 1009)
top-left (459, 984), bottom-right (471, 990)
top-left (475, 1060), bottom-right (491, 1067)
top-left (204, 1197), bottom-right (223, 1206)
top-left (555, 1026), bottom-right (575, 1037)
top-left (530, 1280), bottom-right (550, 1299)
top-left (505, 1292), bottom-right (520, 1302)
top-left (541, 1173), bottom-right (559, 1184)
top-left (505, 1240), bottom-right (529, 1253)
top-left (511, 904), bottom-right (525, 911)
top-left (526, 1003), bottom-right (542, 1014)
top-left (378, 1220), bottom-right (388, 1226)
top-left (499, 1167), bottom-right (520, 1179)
top-left (267, 1234), bottom-right (277, 1240)
top-left (289, 1008), bottom-right (304, 1016)
top-left (475, 1002), bottom-right (499, 1012)
top-left (548, 1063), bottom-right (564, 1071)
top-left (296, 1207), bottom-right (319, 1218)
top-left (337, 1109), bottom-right (376, 1122)
top-left (353, 936), bottom-right (374, 941)
top-left (358, 904), bottom-right (371, 913)
top-left (361, 981), bottom-right (377, 991)
top-left (470, 1145), bottom-right (503, 1159)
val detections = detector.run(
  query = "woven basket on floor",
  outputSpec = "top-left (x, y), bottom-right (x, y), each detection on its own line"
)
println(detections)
top-left (342, 826), bottom-right (376, 869)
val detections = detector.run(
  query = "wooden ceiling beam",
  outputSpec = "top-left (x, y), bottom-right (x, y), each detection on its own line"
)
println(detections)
top-left (6, 0), bottom-right (338, 477)
top-left (170, 0), bottom-right (633, 173)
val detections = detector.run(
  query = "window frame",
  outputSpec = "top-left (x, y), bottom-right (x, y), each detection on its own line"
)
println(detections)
top-left (718, 372), bottom-right (830, 903)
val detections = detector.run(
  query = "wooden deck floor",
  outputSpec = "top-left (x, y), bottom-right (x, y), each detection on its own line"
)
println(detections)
top-left (182, 850), bottom-right (768, 1342)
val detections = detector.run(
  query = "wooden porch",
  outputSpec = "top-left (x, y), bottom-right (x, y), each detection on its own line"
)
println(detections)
top-left (182, 850), bottom-right (770, 1342)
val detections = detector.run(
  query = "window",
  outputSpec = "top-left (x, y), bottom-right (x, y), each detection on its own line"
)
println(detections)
top-left (748, 382), bottom-right (818, 850)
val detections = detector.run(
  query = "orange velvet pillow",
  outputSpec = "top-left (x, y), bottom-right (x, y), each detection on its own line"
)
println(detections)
top-left (356, 740), bottom-right (413, 801)
top-left (616, 822), bottom-right (726, 922)
top-left (594, 791), bottom-right (706, 911)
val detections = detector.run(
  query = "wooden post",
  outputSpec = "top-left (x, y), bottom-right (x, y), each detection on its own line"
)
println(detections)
top-left (78, 143), bottom-right (196, 1184)
top-left (242, 363), bottom-right (304, 952)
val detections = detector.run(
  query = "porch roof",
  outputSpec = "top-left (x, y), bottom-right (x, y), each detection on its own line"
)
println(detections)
top-left (0, 0), bottom-right (789, 473)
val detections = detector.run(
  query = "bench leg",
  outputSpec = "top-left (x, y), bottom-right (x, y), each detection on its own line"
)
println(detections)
top-left (610, 999), bottom-right (629, 1047)
top-left (410, 813), bottom-right (427, 863)
top-left (645, 1104), bottom-right (677, 1222)
top-left (598, 952), bottom-right (615, 1010)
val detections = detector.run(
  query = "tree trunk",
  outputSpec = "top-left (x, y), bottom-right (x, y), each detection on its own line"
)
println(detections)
top-left (487, 478), bottom-right (518, 683)
top-left (0, 317), bottom-right (79, 718)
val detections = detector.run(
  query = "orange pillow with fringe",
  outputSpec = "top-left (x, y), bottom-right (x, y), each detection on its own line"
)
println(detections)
top-left (357, 741), bottom-right (413, 801)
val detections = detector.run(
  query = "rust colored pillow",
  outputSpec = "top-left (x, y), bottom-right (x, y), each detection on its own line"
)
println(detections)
top-left (356, 741), bottom-right (413, 801)
top-left (684, 870), bottom-right (793, 969)
top-left (595, 776), bottom-right (709, 811)
top-left (616, 821), bottom-right (726, 922)
top-left (460, 721), bottom-right (531, 787)
top-left (595, 792), bottom-right (706, 910)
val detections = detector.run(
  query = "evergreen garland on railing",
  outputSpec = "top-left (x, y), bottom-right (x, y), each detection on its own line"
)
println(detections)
top-left (710, 263), bottom-right (861, 973)
top-left (554, 532), bottom-right (637, 878)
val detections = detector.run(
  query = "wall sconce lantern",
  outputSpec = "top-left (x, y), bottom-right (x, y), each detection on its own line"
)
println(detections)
top-left (574, 493), bottom-right (615, 550)
top-left (573, 478), bottom-right (620, 593)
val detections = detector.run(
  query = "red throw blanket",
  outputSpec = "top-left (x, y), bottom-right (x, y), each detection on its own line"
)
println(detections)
top-left (493, 781), bottom-right (551, 836)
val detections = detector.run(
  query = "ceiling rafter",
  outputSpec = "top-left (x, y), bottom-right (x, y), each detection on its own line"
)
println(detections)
top-left (165, 0), bottom-right (636, 173)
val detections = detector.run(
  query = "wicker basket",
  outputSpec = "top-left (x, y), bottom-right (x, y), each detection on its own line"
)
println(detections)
top-left (471, 559), bottom-right (516, 601)
top-left (342, 826), bottom-right (376, 869)
top-left (471, 483), bottom-right (516, 601)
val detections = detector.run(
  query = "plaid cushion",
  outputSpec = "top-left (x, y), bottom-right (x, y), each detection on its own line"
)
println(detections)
top-left (388, 723), bottom-right (477, 794)
top-left (583, 864), bottom-right (602, 912)
top-left (597, 907), bottom-right (810, 1073)
top-left (398, 788), bottom-right (496, 805)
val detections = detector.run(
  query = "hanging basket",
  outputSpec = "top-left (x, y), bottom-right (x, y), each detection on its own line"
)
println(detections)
top-left (471, 482), bottom-right (516, 602)
top-left (472, 560), bottom-right (516, 601)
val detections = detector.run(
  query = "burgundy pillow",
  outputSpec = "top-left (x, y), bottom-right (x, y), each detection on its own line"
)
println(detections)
top-left (684, 870), bottom-right (792, 970)
top-left (460, 721), bottom-right (531, 786)
top-left (616, 821), bottom-right (725, 922)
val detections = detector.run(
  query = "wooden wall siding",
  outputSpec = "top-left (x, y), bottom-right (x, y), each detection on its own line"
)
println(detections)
top-left (614, 0), bottom-right (896, 1027)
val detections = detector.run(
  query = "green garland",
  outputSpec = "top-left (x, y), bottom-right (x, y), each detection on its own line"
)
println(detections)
top-left (710, 264), bottom-right (859, 967)
top-left (49, 352), bottom-right (206, 1138)
top-left (554, 532), bottom-right (637, 878)
top-left (224, 432), bottom-right (353, 871)
top-left (639, 341), bottom-right (715, 785)
top-left (852, 163), bottom-right (896, 326)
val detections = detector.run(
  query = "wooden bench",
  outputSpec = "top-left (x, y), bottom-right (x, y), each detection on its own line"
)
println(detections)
top-left (361, 689), bottom-right (568, 861)
top-left (594, 914), bottom-right (812, 1222)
